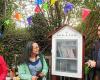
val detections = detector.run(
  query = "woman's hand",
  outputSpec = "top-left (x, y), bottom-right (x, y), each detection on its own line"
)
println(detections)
top-left (85, 60), bottom-right (91, 67)
top-left (38, 72), bottom-right (45, 77)
top-left (85, 60), bottom-right (96, 68)
top-left (32, 76), bottom-right (38, 80)
top-left (89, 60), bottom-right (96, 68)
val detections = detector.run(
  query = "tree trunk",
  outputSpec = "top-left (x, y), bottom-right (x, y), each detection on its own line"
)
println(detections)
top-left (3, 0), bottom-right (8, 17)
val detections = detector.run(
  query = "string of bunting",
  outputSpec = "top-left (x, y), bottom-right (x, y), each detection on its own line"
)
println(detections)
top-left (0, 0), bottom-right (92, 38)
top-left (3, 0), bottom-right (91, 27)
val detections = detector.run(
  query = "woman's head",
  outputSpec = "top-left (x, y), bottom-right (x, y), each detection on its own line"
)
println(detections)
top-left (25, 41), bottom-right (40, 57)
top-left (20, 41), bottom-right (40, 63)
top-left (31, 42), bottom-right (40, 56)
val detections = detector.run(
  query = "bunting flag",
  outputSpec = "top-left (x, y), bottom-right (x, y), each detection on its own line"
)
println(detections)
top-left (34, 5), bottom-right (41, 13)
top-left (82, 8), bottom-right (91, 21)
top-left (50, 0), bottom-right (56, 6)
top-left (35, 0), bottom-right (43, 5)
top-left (4, 20), bottom-right (10, 25)
top-left (64, 2), bottom-right (73, 14)
top-left (15, 12), bottom-right (22, 21)
top-left (27, 16), bottom-right (32, 25)
top-left (42, 2), bottom-right (48, 11)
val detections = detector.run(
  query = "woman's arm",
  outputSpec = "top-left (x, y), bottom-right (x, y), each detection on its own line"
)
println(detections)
top-left (18, 64), bottom-right (32, 80)
top-left (41, 56), bottom-right (48, 76)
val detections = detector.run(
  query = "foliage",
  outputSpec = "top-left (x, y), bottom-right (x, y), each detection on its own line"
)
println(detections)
top-left (0, 0), bottom-right (3, 17)
top-left (29, 13), bottom-right (50, 49)
top-left (0, 0), bottom-right (99, 68)
top-left (0, 22), bottom-right (32, 67)
top-left (75, 1), bottom-right (100, 55)
top-left (84, 11), bottom-right (100, 54)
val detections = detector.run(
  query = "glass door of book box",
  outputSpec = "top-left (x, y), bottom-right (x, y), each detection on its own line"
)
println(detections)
top-left (56, 39), bottom-right (77, 73)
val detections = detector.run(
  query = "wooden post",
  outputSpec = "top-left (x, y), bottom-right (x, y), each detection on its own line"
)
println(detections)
top-left (3, 0), bottom-right (8, 17)
top-left (52, 75), bottom-right (58, 80)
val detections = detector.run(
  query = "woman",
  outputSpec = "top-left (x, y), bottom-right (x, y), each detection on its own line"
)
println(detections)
top-left (0, 55), bottom-right (8, 80)
top-left (18, 41), bottom-right (48, 80)
top-left (85, 25), bottom-right (100, 80)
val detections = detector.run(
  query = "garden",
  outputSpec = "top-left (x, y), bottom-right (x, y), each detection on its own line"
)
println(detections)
top-left (0, 0), bottom-right (100, 80)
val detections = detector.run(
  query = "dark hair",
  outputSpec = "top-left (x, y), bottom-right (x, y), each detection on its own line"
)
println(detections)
top-left (19, 41), bottom-right (36, 64)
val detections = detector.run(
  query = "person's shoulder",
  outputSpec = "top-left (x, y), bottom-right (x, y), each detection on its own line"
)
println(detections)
top-left (94, 40), bottom-right (99, 43)
top-left (93, 40), bottom-right (100, 45)
top-left (18, 62), bottom-right (27, 66)
top-left (0, 55), bottom-right (5, 64)
top-left (92, 40), bottom-right (100, 48)
top-left (0, 55), bottom-right (4, 60)
top-left (0, 55), bottom-right (3, 58)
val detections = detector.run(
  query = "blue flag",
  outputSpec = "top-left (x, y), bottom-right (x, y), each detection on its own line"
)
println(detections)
top-left (35, 0), bottom-right (43, 5)
top-left (64, 2), bottom-right (73, 14)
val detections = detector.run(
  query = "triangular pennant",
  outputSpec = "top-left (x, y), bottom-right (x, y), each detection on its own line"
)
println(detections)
top-left (64, 2), bottom-right (73, 14)
top-left (27, 16), bottom-right (32, 25)
top-left (82, 8), bottom-right (91, 21)
top-left (34, 5), bottom-right (41, 13)
top-left (35, 0), bottom-right (43, 5)
top-left (42, 2), bottom-right (48, 11)
top-left (15, 12), bottom-right (22, 21)
top-left (4, 20), bottom-right (10, 25)
top-left (50, 0), bottom-right (56, 6)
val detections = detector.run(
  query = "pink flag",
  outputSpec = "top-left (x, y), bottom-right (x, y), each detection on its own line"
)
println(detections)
top-left (82, 8), bottom-right (91, 21)
top-left (34, 5), bottom-right (41, 13)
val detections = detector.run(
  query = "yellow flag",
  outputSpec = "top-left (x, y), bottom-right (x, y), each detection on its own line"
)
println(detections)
top-left (51, 0), bottom-right (56, 6)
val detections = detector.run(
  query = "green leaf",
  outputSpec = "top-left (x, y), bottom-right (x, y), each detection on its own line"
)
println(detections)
top-left (84, 64), bottom-right (91, 75)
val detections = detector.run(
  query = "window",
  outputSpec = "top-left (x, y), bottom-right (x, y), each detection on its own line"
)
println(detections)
top-left (56, 39), bottom-right (77, 73)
